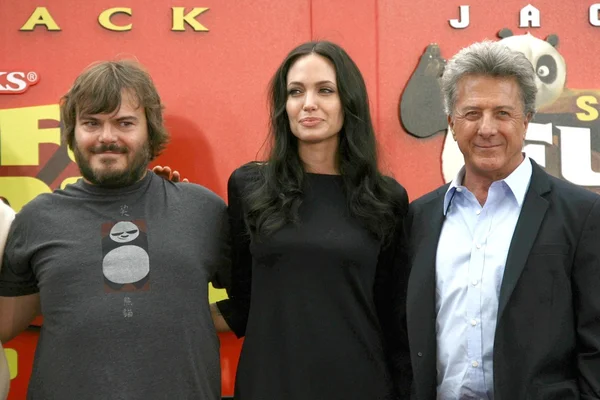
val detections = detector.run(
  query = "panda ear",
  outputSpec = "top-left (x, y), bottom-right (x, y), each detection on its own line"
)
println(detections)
top-left (498, 28), bottom-right (513, 39)
top-left (546, 34), bottom-right (559, 47)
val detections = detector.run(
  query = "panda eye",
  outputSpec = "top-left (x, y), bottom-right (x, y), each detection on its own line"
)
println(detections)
top-left (535, 55), bottom-right (557, 84)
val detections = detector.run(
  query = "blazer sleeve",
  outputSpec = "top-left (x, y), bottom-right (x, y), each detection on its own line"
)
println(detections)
top-left (373, 183), bottom-right (413, 398)
top-left (216, 167), bottom-right (253, 337)
top-left (573, 196), bottom-right (600, 398)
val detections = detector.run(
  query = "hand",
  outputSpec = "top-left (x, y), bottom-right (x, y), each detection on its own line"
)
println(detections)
top-left (152, 165), bottom-right (189, 183)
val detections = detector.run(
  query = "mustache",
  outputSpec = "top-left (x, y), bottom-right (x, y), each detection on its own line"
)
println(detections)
top-left (89, 143), bottom-right (128, 154)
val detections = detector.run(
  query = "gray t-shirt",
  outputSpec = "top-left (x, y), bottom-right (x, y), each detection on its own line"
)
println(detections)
top-left (0, 172), bottom-right (230, 400)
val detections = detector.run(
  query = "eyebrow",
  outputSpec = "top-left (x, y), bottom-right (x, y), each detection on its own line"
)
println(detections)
top-left (287, 80), bottom-right (336, 86)
top-left (460, 105), bottom-right (517, 111)
top-left (115, 116), bottom-right (139, 122)
top-left (78, 115), bottom-right (139, 122)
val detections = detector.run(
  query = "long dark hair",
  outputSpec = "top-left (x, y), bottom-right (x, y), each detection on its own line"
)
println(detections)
top-left (245, 41), bottom-right (403, 242)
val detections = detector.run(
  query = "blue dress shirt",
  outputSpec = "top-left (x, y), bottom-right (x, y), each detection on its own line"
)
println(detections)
top-left (435, 157), bottom-right (533, 400)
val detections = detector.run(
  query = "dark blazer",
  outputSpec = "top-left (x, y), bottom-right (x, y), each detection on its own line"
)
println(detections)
top-left (404, 159), bottom-right (600, 400)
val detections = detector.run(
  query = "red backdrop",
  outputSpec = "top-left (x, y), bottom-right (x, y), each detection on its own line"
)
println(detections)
top-left (1, 0), bottom-right (599, 397)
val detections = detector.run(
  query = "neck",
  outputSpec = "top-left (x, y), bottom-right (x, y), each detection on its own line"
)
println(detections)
top-left (298, 137), bottom-right (340, 175)
top-left (462, 175), bottom-right (493, 206)
top-left (462, 156), bottom-right (524, 206)
top-left (82, 169), bottom-right (148, 188)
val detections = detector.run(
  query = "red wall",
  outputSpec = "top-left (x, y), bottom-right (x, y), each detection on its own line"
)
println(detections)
top-left (1, 0), bottom-right (599, 397)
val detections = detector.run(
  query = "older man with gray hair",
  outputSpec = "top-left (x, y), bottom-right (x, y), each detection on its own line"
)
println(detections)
top-left (401, 40), bottom-right (600, 399)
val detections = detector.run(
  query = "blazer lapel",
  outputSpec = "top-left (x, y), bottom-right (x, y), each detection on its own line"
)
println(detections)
top-left (497, 161), bottom-right (551, 321)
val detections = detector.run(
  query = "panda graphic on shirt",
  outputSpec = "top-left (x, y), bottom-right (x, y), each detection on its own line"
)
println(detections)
top-left (101, 220), bottom-right (150, 292)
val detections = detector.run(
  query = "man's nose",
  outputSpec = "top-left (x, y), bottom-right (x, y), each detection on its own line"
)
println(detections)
top-left (98, 123), bottom-right (118, 143)
top-left (478, 113), bottom-right (498, 136)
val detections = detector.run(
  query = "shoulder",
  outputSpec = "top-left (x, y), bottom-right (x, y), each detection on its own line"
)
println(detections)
top-left (228, 162), bottom-right (265, 195)
top-left (528, 159), bottom-right (597, 207)
top-left (16, 192), bottom-right (60, 221)
top-left (147, 172), bottom-right (226, 210)
top-left (0, 203), bottom-right (15, 222)
top-left (546, 174), bottom-right (599, 206)
top-left (230, 162), bottom-right (264, 183)
top-left (0, 203), bottom-right (15, 237)
top-left (410, 183), bottom-right (449, 210)
top-left (382, 175), bottom-right (408, 198)
top-left (5, 192), bottom-right (64, 239)
top-left (381, 175), bottom-right (409, 213)
top-left (174, 182), bottom-right (227, 210)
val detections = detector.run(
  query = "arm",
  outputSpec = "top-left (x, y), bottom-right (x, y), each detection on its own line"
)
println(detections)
top-left (210, 302), bottom-right (231, 332)
top-left (0, 294), bottom-right (40, 343)
top-left (215, 168), bottom-right (253, 337)
top-left (573, 197), bottom-right (600, 398)
top-left (0, 345), bottom-right (8, 400)
top-left (209, 204), bottom-right (232, 333)
top-left (374, 187), bottom-right (413, 398)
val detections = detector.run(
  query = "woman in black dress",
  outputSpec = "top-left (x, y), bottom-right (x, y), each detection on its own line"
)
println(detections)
top-left (214, 41), bottom-right (412, 399)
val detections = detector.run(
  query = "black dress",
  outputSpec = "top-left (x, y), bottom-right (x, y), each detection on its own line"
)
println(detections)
top-left (217, 164), bottom-right (411, 400)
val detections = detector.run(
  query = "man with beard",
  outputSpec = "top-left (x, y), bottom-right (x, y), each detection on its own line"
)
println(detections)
top-left (0, 61), bottom-right (230, 400)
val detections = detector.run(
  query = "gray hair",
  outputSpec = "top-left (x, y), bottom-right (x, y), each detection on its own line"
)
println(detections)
top-left (441, 40), bottom-right (537, 117)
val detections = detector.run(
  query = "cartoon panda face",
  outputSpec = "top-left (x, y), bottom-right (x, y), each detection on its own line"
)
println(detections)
top-left (110, 221), bottom-right (140, 243)
top-left (499, 33), bottom-right (566, 110)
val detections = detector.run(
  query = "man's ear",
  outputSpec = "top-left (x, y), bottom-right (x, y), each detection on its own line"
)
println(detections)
top-left (523, 112), bottom-right (532, 137)
top-left (447, 115), bottom-right (457, 140)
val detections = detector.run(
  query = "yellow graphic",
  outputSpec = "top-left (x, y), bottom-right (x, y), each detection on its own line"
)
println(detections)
top-left (576, 95), bottom-right (600, 121)
top-left (209, 284), bottom-right (228, 303)
top-left (171, 7), bottom-right (209, 32)
top-left (5, 349), bottom-right (17, 380)
top-left (98, 8), bottom-right (133, 32)
top-left (20, 7), bottom-right (61, 31)
top-left (0, 104), bottom-right (77, 211)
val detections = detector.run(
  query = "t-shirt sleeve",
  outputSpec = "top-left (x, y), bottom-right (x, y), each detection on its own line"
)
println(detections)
top-left (216, 167), bottom-right (253, 338)
top-left (0, 211), bottom-right (39, 297)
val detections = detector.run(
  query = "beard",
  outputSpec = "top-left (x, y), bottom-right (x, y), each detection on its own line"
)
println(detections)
top-left (74, 141), bottom-right (151, 188)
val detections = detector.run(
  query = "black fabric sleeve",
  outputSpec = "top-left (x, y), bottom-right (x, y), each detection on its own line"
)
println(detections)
top-left (209, 199), bottom-right (232, 290)
top-left (0, 212), bottom-right (39, 297)
top-left (373, 183), bottom-right (413, 398)
top-left (573, 197), bottom-right (600, 397)
top-left (216, 167), bottom-right (254, 337)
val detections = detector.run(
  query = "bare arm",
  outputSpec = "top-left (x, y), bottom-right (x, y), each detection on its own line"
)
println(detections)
top-left (210, 303), bottom-right (231, 333)
top-left (0, 293), bottom-right (39, 400)
top-left (0, 294), bottom-right (40, 343)
top-left (0, 342), bottom-right (8, 400)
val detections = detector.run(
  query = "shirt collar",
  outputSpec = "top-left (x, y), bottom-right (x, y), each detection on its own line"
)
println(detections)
top-left (503, 156), bottom-right (532, 207)
top-left (443, 156), bottom-right (533, 215)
